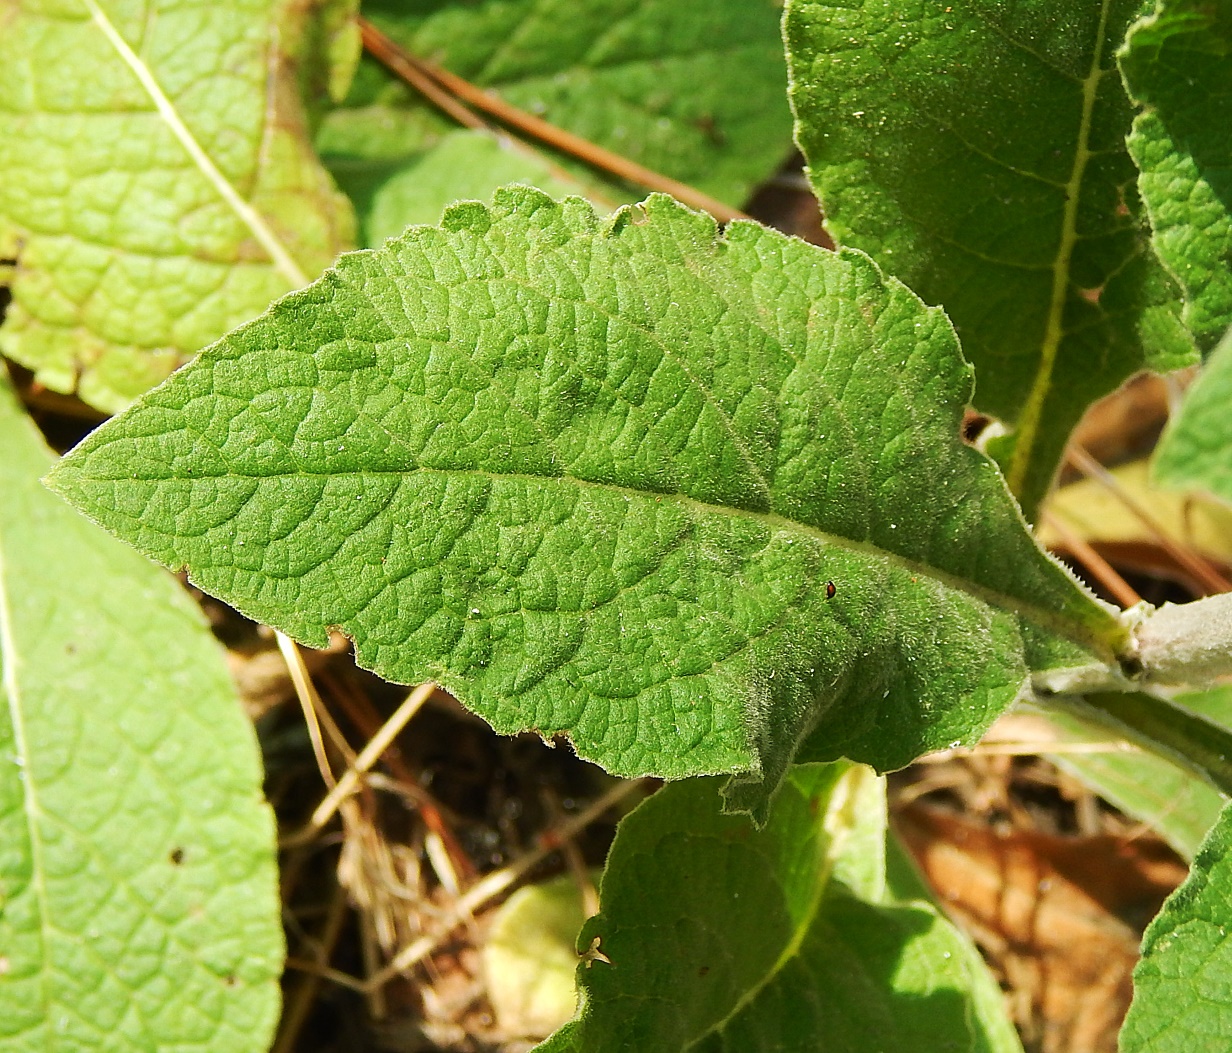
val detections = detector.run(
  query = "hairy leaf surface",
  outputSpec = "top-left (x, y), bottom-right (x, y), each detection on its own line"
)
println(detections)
top-left (1122, 798), bottom-right (1232, 1051)
top-left (48, 189), bottom-right (1120, 807)
top-left (1121, 0), bottom-right (1232, 350)
top-left (0, 0), bottom-right (356, 412)
top-left (785, 0), bottom-right (1196, 517)
top-left (536, 765), bottom-right (1023, 1053)
top-left (0, 381), bottom-right (281, 1050)
top-left (317, 0), bottom-right (793, 209)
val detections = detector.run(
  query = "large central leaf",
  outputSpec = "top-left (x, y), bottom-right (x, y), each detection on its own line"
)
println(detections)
top-left (48, 189), bottom-right (1120, 808)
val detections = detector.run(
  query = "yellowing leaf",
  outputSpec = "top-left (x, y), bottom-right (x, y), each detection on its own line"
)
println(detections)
top-left (0, 0), bottom-right (356, 411)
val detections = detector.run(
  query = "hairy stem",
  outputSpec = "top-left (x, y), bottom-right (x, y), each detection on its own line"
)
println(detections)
top-left (1135, 593), bottom-right (1232, 687)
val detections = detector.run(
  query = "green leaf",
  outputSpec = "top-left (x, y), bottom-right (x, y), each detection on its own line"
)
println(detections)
top-left (0, 0), bottom-right (356, 413)
top-left (1155, 326), bottom-right (1232, 502)
top-left (1033, 691), bottom-right (1231, 859)
top-left (1122, 798), bottom-right (1232, 1051)
top-left (332, 129), bottom-right (612, 248)
top-left (535, 764), bottom-right (1023, 1053)
top-left (0, 380), bottom-right (281, 1050)
top-left (1120, 0), bottom-right (1232, 350)
top-left (784, 0), bottom-right (1197, 518)
top-left (317, 0), bottom-right (793, 208)
top-left (46, 188), bottom-right (1121, 811)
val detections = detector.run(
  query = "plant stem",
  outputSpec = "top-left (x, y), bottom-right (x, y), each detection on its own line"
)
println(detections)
top-left (1135, 592), bottom-right (1232, 686)
top-left (1051, 691), bottom-right (1232, 797)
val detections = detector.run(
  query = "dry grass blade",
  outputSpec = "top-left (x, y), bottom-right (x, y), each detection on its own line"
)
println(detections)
top-left (277, 631), bottom-right (341, 789)
top-left (358, 18), bottom-right (751, 225)
top-left (1067, 443), bottom-right (1231, 595)
top-left (323, 670), bottom-right (477, 883)
top-left (282, 681), bottom-right (437, 847)
top-left (365, 776), bottom-right (650, 992)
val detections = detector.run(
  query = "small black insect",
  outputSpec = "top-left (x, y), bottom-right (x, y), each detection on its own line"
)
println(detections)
top-left (825, 581), bottom-right (837, 599)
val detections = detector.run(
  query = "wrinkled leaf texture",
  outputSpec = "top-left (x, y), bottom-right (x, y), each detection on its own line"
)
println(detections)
top-left (0, 0), bottom-right (355, 411)
top-left (1122, 798), bottom-right (1232, 1051)
top-left (1120, 0), bottom-right (1232, 351)
top-left (784, 0), bottom-right (1196, 518)
top-left (47, 189), bottom-right (1121, 814)
top-left (0, 380), bottom-right (281, 1051)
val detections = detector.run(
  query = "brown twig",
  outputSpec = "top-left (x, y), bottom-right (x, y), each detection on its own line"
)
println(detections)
top-left (1041, 510), bottom-right (1142, 609)
top-left (324, 671), bottom-right (477, 883)
top-left (358, 18), bottom-right (751, 225)
top-left (282, 681), bottom-right (436, 847)
top-left (1066, 444), bottom-right (1231, 595)
top-left (358, 21), bottom-right (485, 131)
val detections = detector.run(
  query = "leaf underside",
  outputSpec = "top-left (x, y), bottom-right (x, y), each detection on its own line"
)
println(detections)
top-left (0, 0), bottom-right (354, 412)
top-left (47, 188), bottom-right (1118, 812)
top-left (0, 380), bottom-right (281, 1051)
top-left (784, 0), bottom-right (1196, 517)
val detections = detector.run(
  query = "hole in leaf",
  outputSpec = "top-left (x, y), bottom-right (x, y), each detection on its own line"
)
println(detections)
top-left (962, 409), bottom-right (995, 445)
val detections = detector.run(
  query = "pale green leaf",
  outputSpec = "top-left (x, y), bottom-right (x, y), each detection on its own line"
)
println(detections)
top-left (1120, 0), bottom-right (1232, 350)
top-left (317, 0), bottom-right (793, 209)
top-left (46, 188), bottom-right (1121, 811)
top-left (484, 872), bottom-right (596, 1040)
top-left (1033, 690), bottom-right (1232, 859)
top-left (1122, 798), bottom-right (1232, 1051)
top-left (332, 129), bottom-right (613, 248)
top-left (0, 380), bottom-right (281, 1050)
top-left (1155, 326), bottom-right (1232, 502)
top-left (0, 0), bottom-right (357, 412)
top-left (535, 764), bottom-right (1023, 1053)
top-left (784, 0), bottom-right (1197, 518)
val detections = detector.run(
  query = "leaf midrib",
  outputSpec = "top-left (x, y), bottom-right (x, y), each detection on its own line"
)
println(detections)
top-left (1005, 0), bottom-right (1115, 497)
top-left (681, 768), bottom-right (864, 1050)
top-left (91, 461), bottom-right (1115, 656)
top-left (79, 0), bottom-right (308, 288)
